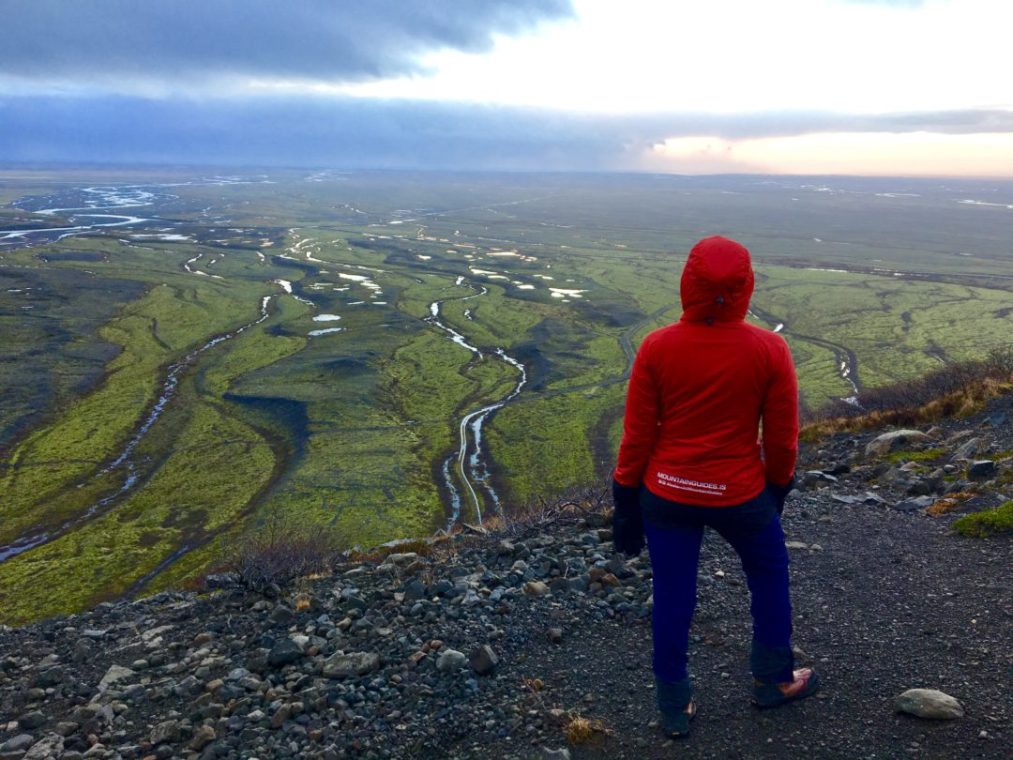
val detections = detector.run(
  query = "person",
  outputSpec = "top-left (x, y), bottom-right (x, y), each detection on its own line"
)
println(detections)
top-left (611, 235), bottom-right (819, 738)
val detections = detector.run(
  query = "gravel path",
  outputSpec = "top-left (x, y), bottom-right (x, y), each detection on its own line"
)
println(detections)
top-left (0, 398), bottom-right (1010, 759)
top-left (453, 495), bottom-right (1010, 759)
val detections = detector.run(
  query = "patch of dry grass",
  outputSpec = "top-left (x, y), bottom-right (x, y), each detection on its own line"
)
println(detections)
top-left (564, 713), bottom-right (611, 745)
top-left (802, 346), bottom-right (1013, 441)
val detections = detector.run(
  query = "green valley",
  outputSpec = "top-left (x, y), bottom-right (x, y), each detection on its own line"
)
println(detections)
top-left (1, 169), bottom-right (1011, 623)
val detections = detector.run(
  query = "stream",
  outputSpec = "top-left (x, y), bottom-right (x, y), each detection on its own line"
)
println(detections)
top-left (749, 305), bottom-right (862, 406)
top-left (0, 294), bottom-right (276, 563)
top-left (0, 186), bottom-right (162, 246)
top-left (425, 281), bottom-right (527, 526)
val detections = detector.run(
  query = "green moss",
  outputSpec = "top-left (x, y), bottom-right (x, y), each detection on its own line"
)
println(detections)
top-left (885, 447), bottom-right (946, 464)
top-left (952, 500), bottom-right (1013, 538)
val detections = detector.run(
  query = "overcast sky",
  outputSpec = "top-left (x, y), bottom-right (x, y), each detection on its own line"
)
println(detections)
top-left (2, 0), bottom-right (1011, 176)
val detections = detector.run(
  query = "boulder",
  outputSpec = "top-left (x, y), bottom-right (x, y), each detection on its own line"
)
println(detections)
top-left (188, 725), bottom-right (216, 751)
top-left (524, 581), bottom-right (550, 597)
top-left (892, 496), bottom-right (935, 512)
top-left (802, 470), bottom-right (838, 489)
top-left (97, 665), bottom-right (135, 692)
top-left (895, 688), bottom-right (964, 719)
top-left (967, 460), bottom-right (997, 480)
top-left (203, 572), bottom-right (241, 589)
top-left (436, 649), bottom-right (467, 673)
top-left (469, 645), bottom-right (498, 676)
top-left (267, 638), bottom-right (304, 667)
top-left (322, 651), bottom-right (381, 678)
top-left (865, 430), bottom-right (931, 457)
top-left (24, 735), bottom-right (63, 760)
top-left (0, 735), bottom-right (35, 754)
top-left (150, 719), bottom-right (181, 745)
top-left (953, 437), bottom-right (984, 461)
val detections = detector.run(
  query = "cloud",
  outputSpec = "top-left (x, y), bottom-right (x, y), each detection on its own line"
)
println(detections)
top-left (0, 95), bottom-right (1010, 172)
top-left (839, 0), bottom-right (925, 6)
top-left (0, 0), bottom-right (574, 92)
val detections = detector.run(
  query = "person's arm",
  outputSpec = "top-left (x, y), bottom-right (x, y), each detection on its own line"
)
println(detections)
top-left (611, 339), bottom-right (659, 556)
top-left (762, 337), bottom-right (799, 491)
top-left (614, 338), bottom-right (660, 488)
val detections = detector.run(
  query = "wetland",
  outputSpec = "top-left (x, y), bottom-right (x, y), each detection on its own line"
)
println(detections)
top-left (1, 167), bottom-right (1011, 623)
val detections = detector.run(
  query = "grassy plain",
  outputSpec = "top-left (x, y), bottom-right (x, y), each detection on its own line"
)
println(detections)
top-left (1, 168), bottom-right (1011, 622)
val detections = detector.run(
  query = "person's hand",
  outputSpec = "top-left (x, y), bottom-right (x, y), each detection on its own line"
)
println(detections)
top-left (611, 478), bottom-right (644, 556)
top-left (766, 475), bottom-right (796, 515)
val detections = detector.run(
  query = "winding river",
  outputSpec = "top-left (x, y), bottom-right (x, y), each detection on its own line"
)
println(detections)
top-left (0, 186), bottom-right (161, 246)
top-left (0, 293), bottom-right (277, 563)
top-left (749, 304), bottom-right (862, 405)
top-left (425, 281), bottom-right (527, 526)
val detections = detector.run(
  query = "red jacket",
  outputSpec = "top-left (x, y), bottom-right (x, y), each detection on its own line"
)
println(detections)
top-left (614, 236), bottom-right (798, 506)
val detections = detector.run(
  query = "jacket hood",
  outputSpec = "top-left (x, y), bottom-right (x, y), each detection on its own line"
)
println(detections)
top-left (679, 236), bottom-right (754, 324)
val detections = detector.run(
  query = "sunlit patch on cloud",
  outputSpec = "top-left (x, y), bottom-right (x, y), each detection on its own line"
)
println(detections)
top-left (652, 131), bottom-right (1013, 177)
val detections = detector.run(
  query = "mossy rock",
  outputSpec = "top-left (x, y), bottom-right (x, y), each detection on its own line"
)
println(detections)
top-left (952, 500), bottom-right (1013, 538)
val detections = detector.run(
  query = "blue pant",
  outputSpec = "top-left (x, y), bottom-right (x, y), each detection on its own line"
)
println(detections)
top-left (644, 489), bottom-right (794, 685)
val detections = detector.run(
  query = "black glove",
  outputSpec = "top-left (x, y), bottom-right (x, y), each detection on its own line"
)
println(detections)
top-left (611, 478), bottom-right (645, 556)
top-left (766, 475), bottom-right (796, 516)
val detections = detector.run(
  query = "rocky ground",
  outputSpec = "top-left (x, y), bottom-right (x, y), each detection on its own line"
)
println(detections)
top-left (1, 395), bottom-right (1011, 760)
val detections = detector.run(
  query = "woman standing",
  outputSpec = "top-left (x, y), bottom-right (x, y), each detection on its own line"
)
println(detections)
top-left (612, 236), bottom-right (819, 737)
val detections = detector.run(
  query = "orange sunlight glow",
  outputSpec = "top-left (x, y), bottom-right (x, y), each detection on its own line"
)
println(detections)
top-left (651, 132), bottom-right (1013, 178)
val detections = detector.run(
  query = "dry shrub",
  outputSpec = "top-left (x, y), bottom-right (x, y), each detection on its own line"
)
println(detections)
top-left (564, 713), bottom-right (610, 745)
top-left (498, 482), bottom-right (611, 538)
top-left (803, 345), bottom-right (1013, 438)
top-left (346, 538), bottom-right (435, 565)
top-left (925, 493), bottom-right (973, 517)
top-left (225, 513), bottom-right (339, 591)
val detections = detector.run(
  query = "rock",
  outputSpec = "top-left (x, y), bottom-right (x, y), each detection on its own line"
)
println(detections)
top-left (24, 735), bottom-right (64, 759)
top-left (270, 703), bottom-right (293, 729)
top-left (322, 651), bottom-right (381, 678)
top-left (0, 735), bottom-right (35, 754)
top-left (32, 666), bottom-right (64, 688)
top-left (188, 724), bottom-right (216, 751)
top-left (523, 581), bottom-right (550, 597)
top-left (436, 649), bottom-right (467, 673)
top-left (97, 664), bottom-right (135, 692)
top-left (402, 579), bottom-right (426, 601)
top-left (953, 437), bottom-right (984, 460)
top-left (801, 470), bottom-right (838, 489)
top-left (547, 627), bottom-right (564, 644)
top-left (541, 749), bottom-right (572, 760)
top-left (866, 430), bottom-right (931, 457)
top-left (895, 688), bottom-right (965, 719)
top-left (203, 571), bottom-right (241, 589)
top-left (150, 720), bottom-right (181, 745)
top-left (469, 645), bottom-right (498, 676)
top-left (892, 496), bottom-right (935, 512)
top-left (267, 638), bottom-right (305, 667)
top-left (269, 604), bottom-right (295, 625)
top-left (785, 541), bottom-right (810, 550)
top-left (17, 711), bottom-right (46, 730)
top-left (967, 460), bottom-right (996, 480)
top-left (384, 552), bottom-right (418, 566)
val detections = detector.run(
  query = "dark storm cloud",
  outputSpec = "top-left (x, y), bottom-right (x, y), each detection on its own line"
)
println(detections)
top-left (0, 96), bottom-right (1009, 171)
top-left (0, 0), bottom-right (574, 87)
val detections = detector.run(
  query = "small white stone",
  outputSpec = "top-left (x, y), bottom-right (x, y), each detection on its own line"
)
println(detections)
top-left (895, 688), bottom-right (965, 720)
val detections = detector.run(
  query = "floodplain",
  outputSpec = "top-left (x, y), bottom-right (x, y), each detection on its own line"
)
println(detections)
top-left (1, 168), bottom-right (1011, 622)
